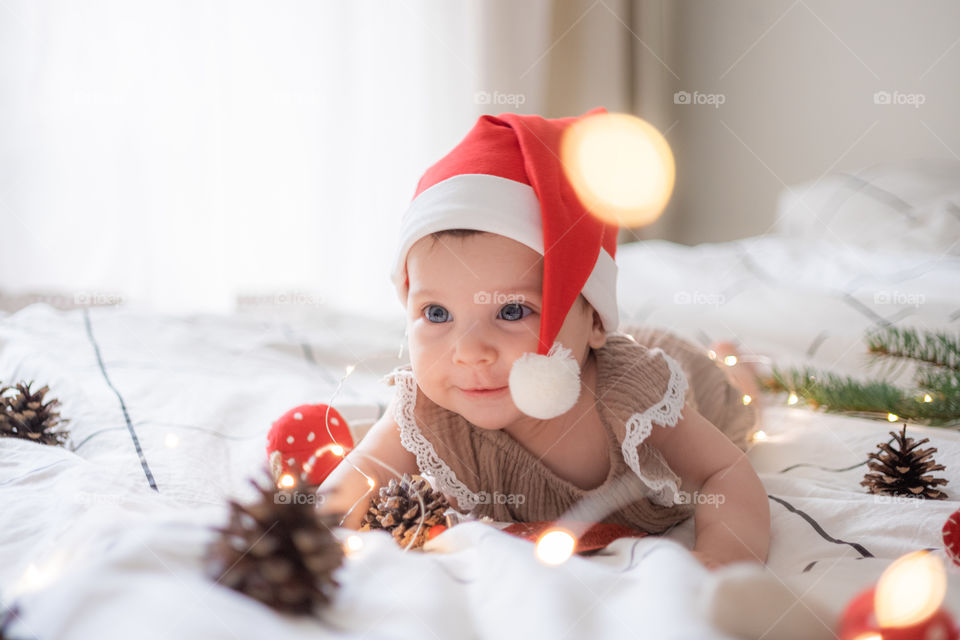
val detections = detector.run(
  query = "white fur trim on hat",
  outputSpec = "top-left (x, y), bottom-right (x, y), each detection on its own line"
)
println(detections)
top-left (390, 173), bottom-right (620, 332)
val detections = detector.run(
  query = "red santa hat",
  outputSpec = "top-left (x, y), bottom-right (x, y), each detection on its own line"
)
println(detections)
top-left (389, 107), bottom-right (620, 420)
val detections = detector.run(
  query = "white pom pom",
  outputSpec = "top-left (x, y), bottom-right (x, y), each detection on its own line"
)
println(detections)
top-left (508, 342), bottom-right (582, 419)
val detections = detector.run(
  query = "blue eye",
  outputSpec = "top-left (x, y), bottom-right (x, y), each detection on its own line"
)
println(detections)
top-left (423, 304), bottom-right (450, 323)
top-left (499, 303), bottom-right (533, 321)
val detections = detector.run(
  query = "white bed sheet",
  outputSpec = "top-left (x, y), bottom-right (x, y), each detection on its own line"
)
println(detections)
top-left (1, 233), bottom-right (959, 639)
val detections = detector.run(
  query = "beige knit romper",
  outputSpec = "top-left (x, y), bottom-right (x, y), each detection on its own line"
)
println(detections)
top-left (380, 325), bottom-right (759, 534)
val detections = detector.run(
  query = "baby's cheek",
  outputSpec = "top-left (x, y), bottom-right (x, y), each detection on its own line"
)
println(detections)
top-left (408, 329), bottom-right (449, 364)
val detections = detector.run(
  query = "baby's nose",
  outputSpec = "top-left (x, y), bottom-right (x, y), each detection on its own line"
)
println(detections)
top-left (451, 327), bottom-right (497, 365)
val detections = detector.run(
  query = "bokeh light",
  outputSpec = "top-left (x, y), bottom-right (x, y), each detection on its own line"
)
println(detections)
top-left (561, 112), bottom-right (675, 228)
top-left (874, 550), bottom-right (946, 628)
top-left (535, 528), bottom-right (576, 565)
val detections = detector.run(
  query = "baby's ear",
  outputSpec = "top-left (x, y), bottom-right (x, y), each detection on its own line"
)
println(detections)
top-left (589, 307), bottom-right (606, 349)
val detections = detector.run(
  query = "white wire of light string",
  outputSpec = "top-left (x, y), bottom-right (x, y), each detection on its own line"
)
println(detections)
top-left (300, 341), bottom-right (431, 554)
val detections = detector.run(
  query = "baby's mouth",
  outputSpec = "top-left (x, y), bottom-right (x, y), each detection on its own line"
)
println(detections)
top-left (460, 386), bottom-right (508, 397)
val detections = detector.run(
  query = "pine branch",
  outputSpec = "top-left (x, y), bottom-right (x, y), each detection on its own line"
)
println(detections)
top-left (915, 367), bottom-right (960, 418)
top-left (759, 365), bottom-right (960, 427)
top-left (761, 366), bottom-right (902, 411)
top-left (865, 326), bottom-right (960, 372)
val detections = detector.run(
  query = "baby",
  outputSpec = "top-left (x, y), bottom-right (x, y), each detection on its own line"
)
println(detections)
top-left (318, 108), bottom-right (770, 570)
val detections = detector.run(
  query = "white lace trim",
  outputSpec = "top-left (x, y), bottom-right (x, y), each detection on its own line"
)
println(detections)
top-left (385, 366), bottom-right (483, 513)
top-left (381, 346), bottom-right (689, 512)
top-left (620, 348), bottom-right (689, 507)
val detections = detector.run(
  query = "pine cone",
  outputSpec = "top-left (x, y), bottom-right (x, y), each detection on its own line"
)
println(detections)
top-left (861, 424), bottom-right (949, 499)
top-left (205, 471), bottom-right (345, 614)
top-left (0, 382), bottom-right (69, 446)
top-left (359, 473), bottom-right (450, 550)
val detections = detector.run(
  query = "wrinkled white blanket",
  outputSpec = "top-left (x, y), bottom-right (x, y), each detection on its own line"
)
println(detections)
top-left (2, 234), bottom-right (959, 639)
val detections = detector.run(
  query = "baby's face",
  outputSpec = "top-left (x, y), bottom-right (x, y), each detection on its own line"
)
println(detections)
top-left (404, 232), bottom-right (605, 431)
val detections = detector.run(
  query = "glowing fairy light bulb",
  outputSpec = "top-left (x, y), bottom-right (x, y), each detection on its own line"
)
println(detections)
top-left (303, 442), bottom-right (351, 478)
top-left (874, 551), bottom-right (947, 628)
top-left (887, 413), bottom-right (899, 422)
top-left (742, 394), bottom-right (752, 405)
top-left (752, 430), bottom-right (768, 442)
top-left (345, 364), bottom-right (356, 376)
top-left (706, 349), bottom-right (717, 360)
top-left (9, 551), bottom-right (69, 597)
top-left (787, 392), bottom-right (799, 405)
top-left (839, 549), bottom-right (956, 639)
top-left (723, 355), bottom-right (738, 367)
top-left (535, 528), bottom-right (577, 566)
top-left (343, 534), bottom-right (364, 556)
top-left (278, 473), bottom-right (296, 489)
top-left (560, 112), bottom-right (675, 228)
top-left (923, 394), bottom-right (933, 403)
top-left (367, 477), bottom-right (376, 489)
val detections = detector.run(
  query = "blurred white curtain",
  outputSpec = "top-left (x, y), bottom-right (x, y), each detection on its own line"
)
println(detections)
top-left (0, 0), bottom-right (636, 316)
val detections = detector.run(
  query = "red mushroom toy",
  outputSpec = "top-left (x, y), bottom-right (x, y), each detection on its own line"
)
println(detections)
top-left (266, 403), bottom-right (354, 488)
top-left (944, 508), bottom-right (960, 567)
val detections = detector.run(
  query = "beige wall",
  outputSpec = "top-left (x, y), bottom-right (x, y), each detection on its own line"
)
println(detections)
top-left (625, 0), bottom-right (960, 245)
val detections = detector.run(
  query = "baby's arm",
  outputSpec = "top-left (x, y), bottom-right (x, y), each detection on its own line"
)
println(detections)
top-left (643, 399), bottom-right (771, 569)
top-left (315, 393), bottom-right (422, 530)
